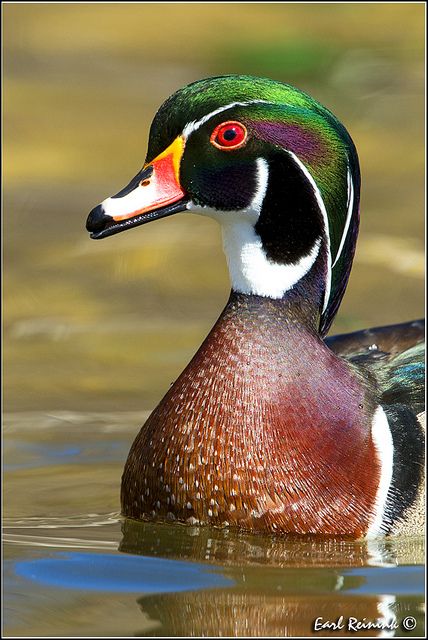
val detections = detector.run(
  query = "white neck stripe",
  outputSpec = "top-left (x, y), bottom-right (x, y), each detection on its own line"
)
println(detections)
top-left (332, 167), bottom-right (354, 268)
top-left (182, 100), bottom-right (271, 138)
top-left (285, 150), bottom-right (332, 314)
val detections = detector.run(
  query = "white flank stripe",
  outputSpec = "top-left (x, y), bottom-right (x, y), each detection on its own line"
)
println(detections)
top-left (366, 406), bottom-right (394, 538)
top-left (285, 150), bottom-right (332, 313)
top-left (182, 100), bottom-right (270, 138)
top-left (332, 167), bottom-right (354, 268)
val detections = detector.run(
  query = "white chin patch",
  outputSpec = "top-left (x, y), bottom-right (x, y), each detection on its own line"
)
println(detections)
top-left (187, 158), bottom-right (322, 298)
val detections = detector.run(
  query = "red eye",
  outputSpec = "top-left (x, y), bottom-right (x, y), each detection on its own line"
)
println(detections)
top-left (210, 121), bottom-right (248, 150)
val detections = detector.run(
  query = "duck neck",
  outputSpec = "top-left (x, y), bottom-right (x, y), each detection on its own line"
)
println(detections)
top-left (221, 288), bottom-right (320, 338)
top-left (218, 150), bottom-right (330, 332)
top-left (199, 288), bottom-right (379, 431)
top-left (221, 217), bottom-right (327, 335)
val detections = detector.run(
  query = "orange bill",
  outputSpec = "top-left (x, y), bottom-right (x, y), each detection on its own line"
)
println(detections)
top-left (86, 136), bottom-right (188, 239)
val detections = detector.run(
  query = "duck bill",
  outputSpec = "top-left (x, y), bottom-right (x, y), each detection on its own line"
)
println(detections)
top-left (86, 136), bottom-right (189, 239)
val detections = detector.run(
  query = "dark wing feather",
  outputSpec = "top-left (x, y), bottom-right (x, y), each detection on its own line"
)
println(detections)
top-left (326, 319), bottom-right (425, 415)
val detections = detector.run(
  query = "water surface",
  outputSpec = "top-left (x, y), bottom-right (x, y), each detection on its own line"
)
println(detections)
top-left (4, 412), bottom-right (425, 637)
top-left (4, 4), bottom-right (425, 637)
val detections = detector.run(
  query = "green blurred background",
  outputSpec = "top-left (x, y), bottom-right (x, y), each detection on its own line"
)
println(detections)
top-left (4, 3), bottom-right (425, 414)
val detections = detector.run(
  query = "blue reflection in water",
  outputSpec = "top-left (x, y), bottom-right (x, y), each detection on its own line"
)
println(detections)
top-left (342, 566), bottom-right (424, 596)
top-left (14, 552), bottom-right (234, 593)
top-left (5, 441), bottom-right (127, 471)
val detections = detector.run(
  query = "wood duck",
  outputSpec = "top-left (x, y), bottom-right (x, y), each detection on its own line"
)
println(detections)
top-left (86, 75), bottom-right (425, 538)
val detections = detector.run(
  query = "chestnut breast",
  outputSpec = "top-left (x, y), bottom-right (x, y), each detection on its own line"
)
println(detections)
top-left (121, 296), bottom-right (380, 536)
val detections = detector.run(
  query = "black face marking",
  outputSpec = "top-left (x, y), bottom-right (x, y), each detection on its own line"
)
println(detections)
top-left (380, 404), bottom-right (424, 533)
top-left (255, 151), bottom-right (324, 264)
top-left (182, 160), bottom-right (257, 211)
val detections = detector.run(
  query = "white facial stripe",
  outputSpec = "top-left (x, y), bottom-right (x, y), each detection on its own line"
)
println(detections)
top-left (182, 100), bottom-right (270, 138)
top-left (332, 167), bottom-right (354, 268)
top-left (251, 156), bottom-right (270, 216)
top-left (366, 406), bottom-right (394, 538)
top-left (285, 151), bottom-right (332, 313)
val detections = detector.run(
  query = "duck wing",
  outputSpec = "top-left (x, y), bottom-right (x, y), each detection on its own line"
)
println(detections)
top-left (326, 319), bottom-right (425, 415)
top-left (327, 320), bottom-right (425, 535)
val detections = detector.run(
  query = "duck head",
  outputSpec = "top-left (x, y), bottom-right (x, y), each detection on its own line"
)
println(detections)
top-left (86, 75), bottom-right (360, 335)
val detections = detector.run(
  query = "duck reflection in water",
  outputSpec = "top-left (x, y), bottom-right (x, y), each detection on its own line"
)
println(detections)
top-left (120, 519), bottom-right (424, 637)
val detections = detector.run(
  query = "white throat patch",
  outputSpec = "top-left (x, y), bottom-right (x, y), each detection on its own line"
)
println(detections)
top-left (187, 158), bottom-right (322, 298)
top-left (221, 222), bottom-right (321, 298)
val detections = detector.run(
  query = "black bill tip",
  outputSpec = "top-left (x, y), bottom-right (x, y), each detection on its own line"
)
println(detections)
top-left (86, 204), bottom-right (111, 234)
top-left (86, 199), bottom-right (190, 240)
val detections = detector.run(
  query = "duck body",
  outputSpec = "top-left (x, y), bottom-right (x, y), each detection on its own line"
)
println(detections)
top-left (121, 294), bottom-right (423, 537)
top-left (87, 75), bottom-right (425, 537)
top-left (122, 292), bottom-right (382, 537)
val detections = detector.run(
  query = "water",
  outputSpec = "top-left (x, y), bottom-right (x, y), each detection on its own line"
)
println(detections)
top-left (3, 412), bottom-right (425, 637)
top-left (4, 4), bottom-right (425, 637)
